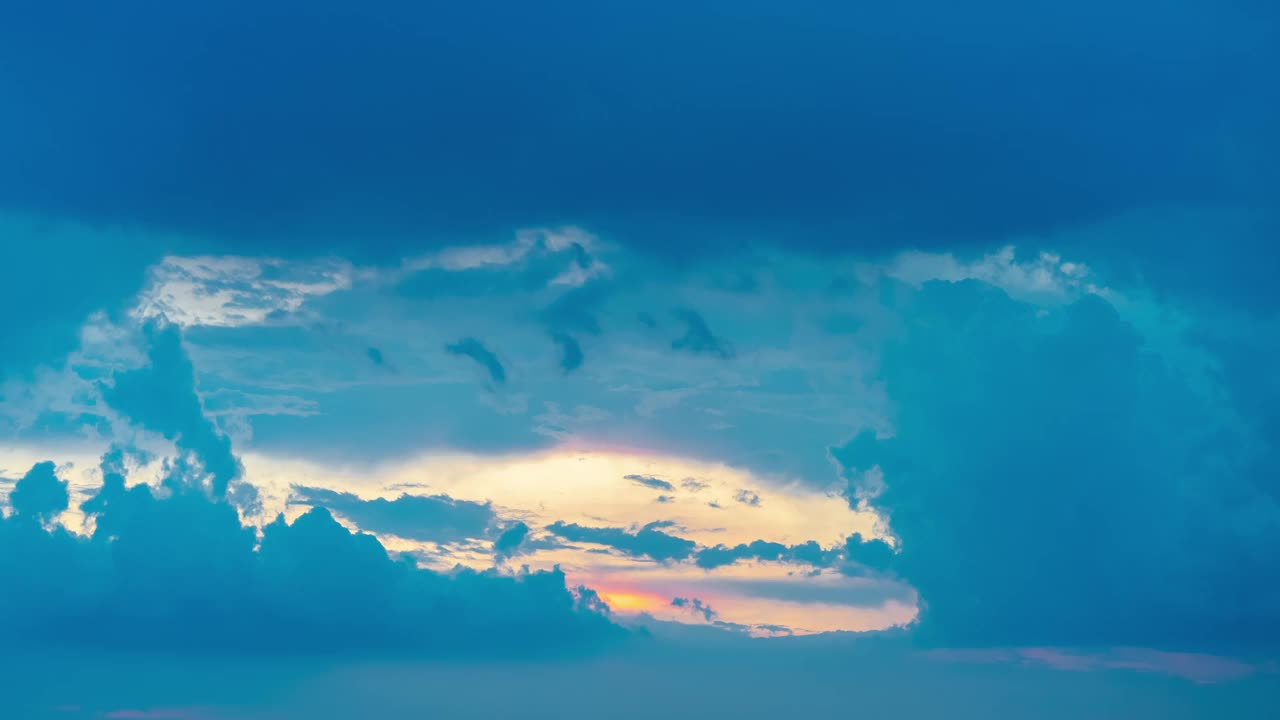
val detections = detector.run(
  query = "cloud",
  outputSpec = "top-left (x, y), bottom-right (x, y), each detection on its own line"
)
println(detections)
top-left (0, 455), bottom-right (620, 657)
top-left (445, 338), bottom-right (506, 385)
top-left (924, 646), bottom-right (1268, 686)
top-left (625, 474), bottom-right (676, 492)
top-left (493, 522), bottom-right (530, 559)
top-left (843, 533), bottom-right (896, 574)
top-left (7, 461), bottom-right (69, 524)
top-left (671, 310), bottom-right (733, 359)
top-left (671, 596), bottom-right (716, 622)
top-left (4, 2), bottom-right (1274, 295)
top-left (552, 332), bottom-right (584, 373)
top-left (734, 490), bottom-right (760, 507)
top-left (641, 520), bottom-right (677, 532)
top-left (833, 280), bottom-right (1280, 651)
top-left (0, 215), bottom-right (161, 382)
top-left (103, 709), bottom-right (204, 720)
top-left (289, 486), bottom-right (496, 544)
top-left (133, 255), bottom-right (352, 328)
top-left (884, 245), bottom-right (1100, 304)
top-left (99, 322), bottom-right (244, 501)
top-left (406, 227), bottom-right (596, 274)
top-left (538, 282), bottom-right (609, 375)
top-left (547, 521), bottom-right (697, 563)
top-left (694, 539), bottom-right (838, 570)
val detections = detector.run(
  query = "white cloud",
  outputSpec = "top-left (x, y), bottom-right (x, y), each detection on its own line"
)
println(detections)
top-left (132, 255), bottom-right (353, 327)
top-left (402, 225), bottom-right (607, 287)
top-left (883, 245), bottom-right (1106, 303)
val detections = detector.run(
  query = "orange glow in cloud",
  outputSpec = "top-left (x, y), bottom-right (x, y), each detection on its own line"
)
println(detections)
top-left (596, 588), bottom-right (668, 614)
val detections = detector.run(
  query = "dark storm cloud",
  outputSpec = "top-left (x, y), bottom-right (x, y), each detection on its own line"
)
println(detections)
top-left (3, 1), bottom-right (1273, 288)
top-left (2, 1), bottom-right (1277, 388)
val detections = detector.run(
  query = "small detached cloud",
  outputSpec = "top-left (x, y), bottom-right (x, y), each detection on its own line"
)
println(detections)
top-left (671, 596), bottom-right (717, 622)
top-left (493, 522), bottom-right (531, 560)
top-left (445, 337), bottom-right (506, 385)
top-left (734, 490), bottom-right (761, 507)
top-left (552, 332), bottom-right (584, 373)
top-left (625, 474), bottom-right (676, 492)
top-left (671, 309), bottom-right (734, 359)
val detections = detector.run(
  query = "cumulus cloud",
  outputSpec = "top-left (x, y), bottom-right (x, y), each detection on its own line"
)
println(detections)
top-left (1, 316), bottom-right (620, 657)
top-left (7, 461), bottom-right (69, 525)
top-left (99, 322), bottom-right (245, 501)
top-left (0, 453), bottom-right (619, 657)
top-left (833, 280), bottom-right (1280, 651)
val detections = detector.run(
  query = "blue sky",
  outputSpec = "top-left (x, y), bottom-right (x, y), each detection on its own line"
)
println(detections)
top-left (2, 2), bottom-right (1279, 717)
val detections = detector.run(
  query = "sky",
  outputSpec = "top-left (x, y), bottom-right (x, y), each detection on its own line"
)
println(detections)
top-left (1, 1), bottom-right (1279, 717)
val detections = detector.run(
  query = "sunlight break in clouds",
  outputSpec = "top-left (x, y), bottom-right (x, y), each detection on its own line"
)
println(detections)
top-left (246, 447), bottom-right (906, 635)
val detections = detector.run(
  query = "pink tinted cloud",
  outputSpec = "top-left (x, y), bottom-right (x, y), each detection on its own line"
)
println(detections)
top-left (104, 708), bottom-right (208, 719)
top-left (1099, 647), bottom-right (1260, 684)
top-left (924, 646), bottom-right (1270, 684)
